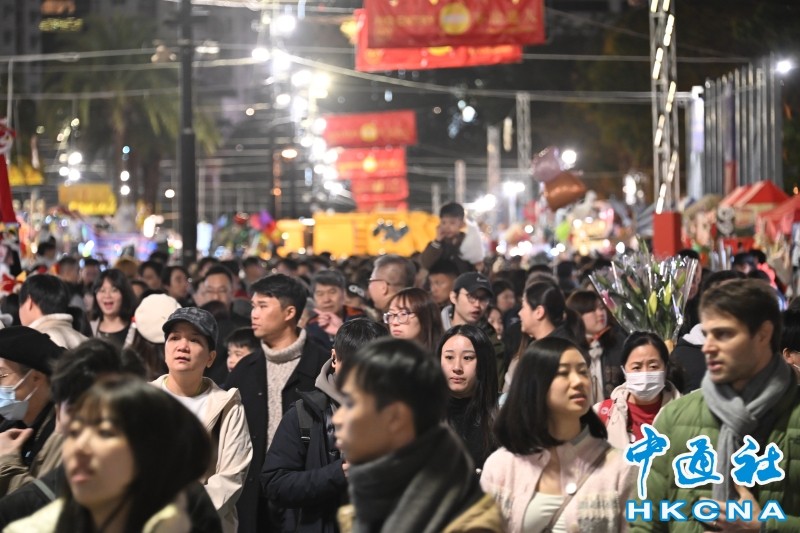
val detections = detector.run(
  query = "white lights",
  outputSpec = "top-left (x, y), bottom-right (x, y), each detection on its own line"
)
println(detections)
top-left (323, 180), bottom-right (343, 195)
top-left (561, 149), bottom-right (578, 168)
top-left (473, 194), bottom-right (497, 212)
top-left (616, 242), bottom-right (626, 255)
top-left (323, 148), bottom-right (339, 165)
top-left (384, 90), bottom-right (393, 103)
top-left (502, 181), bottom-right (526, 197)
top-left (310, 73), bottom-right (331, 99)
top-left (652, 47), bottom-right (664, 80)
top-left (195, 41), bottom-right (220, 55)
top-left (312, 117), bottom-right (327, 135)
top-left (665, 81), bottom-right (677, 112)
top-left (462, 105), bottom-right (476, 123)
top-left (281, 147), bottom-right (299, 159)
top-left (322, 167), bottom-right (338, 181)
top-left (776, 59), bottom-right (794, 75)
top-left (67, 151), bottom-right (82, 166)
top-left (120, 185), bottom-right (131, 196)
top-left (275, 93), bottom-right (291, 108)
top-left (654, 114), bottom-right (666, 146)
top-left (252, 47), bottom-right (270, 61)
top-left (291, 69), bottom-right (313, 87)
top-left (165, 188), bottom-right (175, 199)
top-left (272, 50), bottom-right (292, 74)
top-left (120, 170), bottom-right (130, 182)
top-left (274, 14), bottom-right (297, 36)
top-left (663, 14), bottom-right (674, 47)
top-left (70, 118), bottom-right (80, 127)
top-left (245, 107), bottom-right (255, 116)
top-left (58, 166), bottom-right (69, 177)
top-left (68, 169), bottom-right (81, 181)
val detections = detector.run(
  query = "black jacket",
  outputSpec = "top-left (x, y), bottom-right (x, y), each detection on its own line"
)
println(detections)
top-left (262, 388), bottom-right (346, 533)
top-left (0, 466), bottom-right (222, 533)
top-left (225, 334), bottom-right (331, 533)
top-left (670, 336), bottom-right (705, 393)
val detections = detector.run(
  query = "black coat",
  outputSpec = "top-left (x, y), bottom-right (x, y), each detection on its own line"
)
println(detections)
top-left (262, 389), bottom-right (346, 533)
top-left (225, 335), bottom-right (331, 533)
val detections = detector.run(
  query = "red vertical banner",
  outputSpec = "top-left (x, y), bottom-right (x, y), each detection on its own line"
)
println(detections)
top-left (0, 123), bottom-right (17, 224)
top-left (365, 0), bottom-right (545, 48)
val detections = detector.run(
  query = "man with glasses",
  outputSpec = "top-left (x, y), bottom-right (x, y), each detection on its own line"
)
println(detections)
top-left (442, 273), bottom-right (505, 370)
top-left (367, 255), bottom-right (416, 313)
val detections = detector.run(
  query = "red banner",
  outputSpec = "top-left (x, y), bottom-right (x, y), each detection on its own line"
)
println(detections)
top-left (355, 9), bottom-right (521, 72)
top-left (336, 147), bottom-right (406, 181)
top-left (351, 175), bottom-right (409, 207)
top-left (364, 0), bottom-right (545, 48)
top-left (322, 110), bottom-right (417, 148)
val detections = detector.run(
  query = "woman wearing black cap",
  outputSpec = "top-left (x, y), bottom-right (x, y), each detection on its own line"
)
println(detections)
top-left (152, 307), bottom-right (252, 533)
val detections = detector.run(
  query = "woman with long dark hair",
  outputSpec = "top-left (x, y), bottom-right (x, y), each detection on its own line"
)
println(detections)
top-left (481, 337), bottom-right (633, 532)
top-left (89, 269), bottom-right (137, 350)
top-left (385, 287), bottom-right (444, 354)
top-left (566, 289), bottom-right (626, 401)
top-left (437, 325), bottom-right (498, 470)
top-left (5, 378), bottom-right (211, 533)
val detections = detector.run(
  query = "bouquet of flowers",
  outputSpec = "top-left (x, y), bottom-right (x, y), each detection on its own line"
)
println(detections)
top-left (589, 241), bottom-right (698, 342)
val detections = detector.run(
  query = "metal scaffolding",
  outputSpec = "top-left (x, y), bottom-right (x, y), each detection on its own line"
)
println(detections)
top-left (649, 0), bottom-right (679, 212)
top-left (701, 55), bottom-right (784, 195)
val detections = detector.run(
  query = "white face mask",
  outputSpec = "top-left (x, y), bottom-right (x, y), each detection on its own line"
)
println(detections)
top-left (623, 369), bottom-right (666, 402)
top-left (0, 370), bottom-right (35, 421)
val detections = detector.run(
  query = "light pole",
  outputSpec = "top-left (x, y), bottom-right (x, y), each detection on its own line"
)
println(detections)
top-left (178, 0), bottom-right (197, 268)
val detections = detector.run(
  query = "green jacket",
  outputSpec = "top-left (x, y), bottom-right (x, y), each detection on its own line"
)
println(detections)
top-left (629, 385), bottom-right (800, 533)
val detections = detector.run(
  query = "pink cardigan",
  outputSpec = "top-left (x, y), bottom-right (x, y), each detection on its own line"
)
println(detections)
top-left (480, 430), bottom-right (634, 533)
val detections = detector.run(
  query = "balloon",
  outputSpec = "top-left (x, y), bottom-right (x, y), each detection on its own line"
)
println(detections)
top-left (531, 146), bottom-right (563, 183)
top-left (543, 171), bottom-right (586, 210)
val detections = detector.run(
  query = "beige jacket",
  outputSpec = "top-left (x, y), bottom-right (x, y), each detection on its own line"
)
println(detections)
top-left (593, 381), bottom-right (681, 450)
top-left (151, 376), bottom-right (253, 533)
top-left (28, 314), bottom-right (88, 350)
top-left (3, 494), bottom-right (193, 533)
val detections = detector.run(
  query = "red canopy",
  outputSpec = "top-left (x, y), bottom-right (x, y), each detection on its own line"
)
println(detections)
top-left (719, 184), bottom-right (751, 207)
top-left (758, 194), bottom-right (800, 238)
top-left (732, 180), bottom-right (788, 207)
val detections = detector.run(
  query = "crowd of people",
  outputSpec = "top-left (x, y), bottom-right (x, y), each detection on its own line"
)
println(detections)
top-left (0, 201), bottom-right (797, 532)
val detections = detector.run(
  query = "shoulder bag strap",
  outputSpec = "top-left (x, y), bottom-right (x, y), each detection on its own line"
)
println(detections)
top-left (542, 447), bottom-right (612, 533)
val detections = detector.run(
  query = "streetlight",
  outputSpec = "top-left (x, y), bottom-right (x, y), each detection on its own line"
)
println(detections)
top-left (561, 149), bottom-right (577, 169)
top-left (776, 59), bottom-right (794, 75)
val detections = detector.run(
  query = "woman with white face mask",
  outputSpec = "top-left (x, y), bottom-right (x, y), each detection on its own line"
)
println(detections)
top-left (593, 331), bottom-right (681, 449)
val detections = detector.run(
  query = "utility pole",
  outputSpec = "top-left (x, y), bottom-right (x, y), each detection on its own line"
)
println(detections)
top-left (179, 0), bottom-right (197, 267)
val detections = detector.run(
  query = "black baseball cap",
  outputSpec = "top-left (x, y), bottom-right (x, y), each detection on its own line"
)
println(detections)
top-left (162, 307), bottom-right (219, 350)
top-left (453, 272), bottom-right (493, 298)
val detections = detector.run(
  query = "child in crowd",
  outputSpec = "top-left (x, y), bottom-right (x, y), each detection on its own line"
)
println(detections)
top-left (225, 327), bottom-right (262, 372)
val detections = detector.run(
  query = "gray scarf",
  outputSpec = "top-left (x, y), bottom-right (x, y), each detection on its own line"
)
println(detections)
top-left (701, 354), bottom-right (792, 500)
top-left (347, 425), bottom-right (481, 533)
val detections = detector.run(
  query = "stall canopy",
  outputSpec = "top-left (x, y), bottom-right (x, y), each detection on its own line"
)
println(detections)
top-left (731, 180), bottom-right (787, 207)
top-left (758, 194), bottom-right (800, 239)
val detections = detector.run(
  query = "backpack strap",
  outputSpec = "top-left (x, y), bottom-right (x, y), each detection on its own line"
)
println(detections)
top-left (32, 478), bottom-right (56, 502)
top-left (295, 399), bottom-right (313, 447)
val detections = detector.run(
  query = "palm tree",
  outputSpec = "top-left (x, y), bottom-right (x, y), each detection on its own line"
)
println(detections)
top-left (39, 15), bottom-right (219, 212)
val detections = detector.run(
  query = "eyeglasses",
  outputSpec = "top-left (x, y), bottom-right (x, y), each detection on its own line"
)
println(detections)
top-left (463, 291), bottom-right (490, 305)
top-left (383, 311), bottom-right (416, 324)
